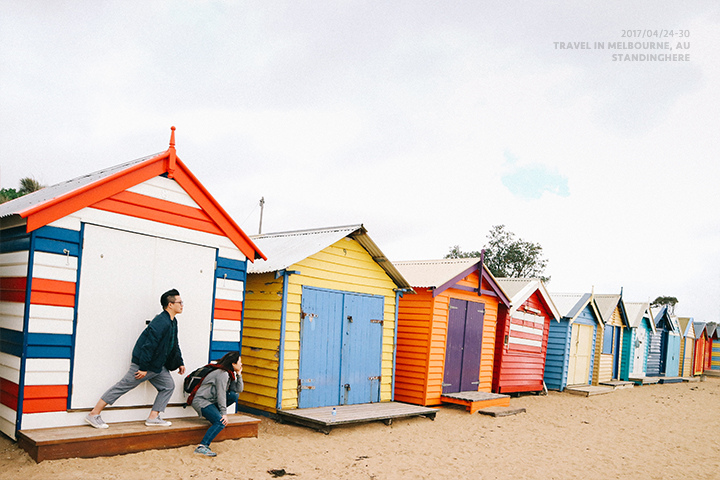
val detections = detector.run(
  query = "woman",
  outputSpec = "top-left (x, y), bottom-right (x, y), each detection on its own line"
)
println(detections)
top-left (191, 351), bottom-right (244, 457)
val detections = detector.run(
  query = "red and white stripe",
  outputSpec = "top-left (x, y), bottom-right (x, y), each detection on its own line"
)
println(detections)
top-left (508, 312), bottom-right (545, 350)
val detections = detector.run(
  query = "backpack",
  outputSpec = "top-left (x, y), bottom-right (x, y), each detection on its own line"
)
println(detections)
top-left (183, 364), bottom-right (221, 406)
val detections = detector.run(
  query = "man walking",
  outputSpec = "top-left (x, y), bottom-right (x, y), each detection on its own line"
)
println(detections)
top-left (85, 289), bottom-right (186, 428)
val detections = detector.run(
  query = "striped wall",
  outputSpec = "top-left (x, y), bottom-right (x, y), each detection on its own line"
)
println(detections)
top-left (0, 174), bottom-right (250, 435)
top-left (0, 225), bottom-right (80, 439)
top-left (492, 291), bottom-right (552, 394)
top-left (711, 340), bottom-right (720, 371)
top-left (240, 236), bottom-right (398, 413)
top-left (680, 336), bottom-right (694, 377)
top-left (394, 271), bottom-right (500, 406)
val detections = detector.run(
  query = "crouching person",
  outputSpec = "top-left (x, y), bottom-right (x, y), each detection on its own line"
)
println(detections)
top-left (192, 351), bottom-right (244, 457)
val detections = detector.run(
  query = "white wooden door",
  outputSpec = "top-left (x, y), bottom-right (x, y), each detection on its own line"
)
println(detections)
top-left (633, 328), bottom-right (646, 375)
top-left (568, 323), bottom-right (593, 386)
top-left (71, 224), bottom-right (216, 409)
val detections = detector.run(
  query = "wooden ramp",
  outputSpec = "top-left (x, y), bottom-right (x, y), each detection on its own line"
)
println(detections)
top-left (600, 380), bottom-right (635, 390)
top-left (276, 402), bottom-right (437, 434)
top-left (17, 414), bottom-right (260, 463)
top-left (629, 376), bottom-right (660, 386)
top-left (681, 376), bottom-right (701, 383)
top-left (564, 385), bottom-right (614, 397)
top-left (703, 370), bottom-right (720, 378)
top-left (440, 391), bottom-right (510, 414)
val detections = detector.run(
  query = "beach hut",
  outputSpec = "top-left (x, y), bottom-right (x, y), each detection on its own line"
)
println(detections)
top-left (392, 258), bottom-right (510, 407)
top-left (692, 322), bottom-right (708, 376)
top-left (621, 302), bottom-right (655, 380)
top-left (592, 294), bottom-right (631, 383)
top-left (491, 278), bottom-right (560, 394)
top-left (544, 293), bottom-right (603, 391)
top-left (0, 129), bottom-right (265, 440)
top-left (707, 323), bottom-right (719, 372)
top-left (648, 306), bottom-right (681, 377)
top-left (677, 317), bottom-right (696, 377)
top-left (239, 225), bottom-right (411, 414)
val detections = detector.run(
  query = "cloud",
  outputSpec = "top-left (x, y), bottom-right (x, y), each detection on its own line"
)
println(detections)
top-left (501, 151), bottom-right (570, 200)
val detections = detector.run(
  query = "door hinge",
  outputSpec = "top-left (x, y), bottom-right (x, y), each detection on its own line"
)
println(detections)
top-left (301, 311), bottom-right (317, 320)
top-left (297, 378), bottom-right (315, 390)
top-left (370, 319), bottom-right (384, 325)
top-left (442, 383), bottom-right (452, 387)
top-left (368, 376), bottom-right (381, 381)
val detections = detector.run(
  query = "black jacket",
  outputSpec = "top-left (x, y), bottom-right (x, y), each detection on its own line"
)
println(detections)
top-left (131, 310), bottom-right (184, 373)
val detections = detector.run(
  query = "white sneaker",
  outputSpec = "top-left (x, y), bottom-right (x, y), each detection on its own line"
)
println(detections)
top-left (85, 414), bottom-right (109, 429)
top-left (145, 416), bottom-right (172, 427)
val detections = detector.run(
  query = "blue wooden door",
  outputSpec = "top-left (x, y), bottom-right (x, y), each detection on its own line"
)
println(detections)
top-left (340, 293), bottom-right (384, 405)
top-left (666, 334), bottom-right (680, 377)
top-left (442, 299), bottom-right (485, 394)
top-left (298, 288), bottom-right (344, 408)
top-left (298, 287), bottom-right (384, 408)
top-left (612, 326), bottom-right (622, 379)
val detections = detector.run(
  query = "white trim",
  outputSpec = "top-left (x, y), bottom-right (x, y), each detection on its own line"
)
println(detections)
top-left (508, 337), bottom-right (542, 348)
top-left (31, 252), bottom-right (78, 282)
top-left (215, 279), bottom-right (244, 302)
top-left (509, 324), bottom-right (544, 336)
top-left (27, 305), bottom-right (74, 334)
top-left (212, 329), bottom-right (241, 342)
top-left (126, 176), bottom-right (201, 209)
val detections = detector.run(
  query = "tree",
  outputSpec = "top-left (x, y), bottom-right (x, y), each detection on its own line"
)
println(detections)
top-left (0, 177), bottom-right (44, 204)
top-left (445, 225), bottom-right (550, 282)
top-left (651, 296), bottom-right (678, 315)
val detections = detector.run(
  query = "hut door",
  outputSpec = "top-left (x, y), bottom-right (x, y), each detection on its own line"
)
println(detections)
top-left (568, 323), bottom-right (593, 385)
top-left (633, 328), bottom-right (646, 375)
top-left (72, 224), bottom-right (216, 409)
top-left (442, 299), bottom-right (485, 394)
top-left (694, 338), bottom-right (705, 375)
top-left (298, 287), bottom-right (383, 408)
top-left (612, 327), bottom-right (622, 379)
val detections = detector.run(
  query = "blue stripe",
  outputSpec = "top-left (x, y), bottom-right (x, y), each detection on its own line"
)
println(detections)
top-left (35, 226), bottom-right (81, 244)
top-left (26, 345), bottom-right (73, 358)
top-left (0, 327), bottom-right (23, 357)
top-left (27, 332), bottom-right (73, 347)
top-left (217, 257), bottom-right (246, 272)
top-left (34, 238), bottom-right (80, 256)
top-left (216, 257), bottom-right (247, 282)
top-left (210, 340), bottom-right (241, 362)
top-left (0, 227), bottom-right (30, 253)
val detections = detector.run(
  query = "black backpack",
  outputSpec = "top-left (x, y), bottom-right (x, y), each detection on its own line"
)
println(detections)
top-left (183, 364), bottom-right (221, 405)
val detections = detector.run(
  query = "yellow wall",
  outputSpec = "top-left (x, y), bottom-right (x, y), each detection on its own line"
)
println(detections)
top-left (593, 306), bottom-right (625, 384)
top-left (240, 236), bottom-right (398, 412)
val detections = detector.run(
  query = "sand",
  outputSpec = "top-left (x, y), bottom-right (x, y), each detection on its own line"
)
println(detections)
top-left (1, 377), bottom-right (719, 480)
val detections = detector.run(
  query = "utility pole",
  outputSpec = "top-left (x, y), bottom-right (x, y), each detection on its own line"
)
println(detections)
top-left (258, 197), bottom-right (265, 234)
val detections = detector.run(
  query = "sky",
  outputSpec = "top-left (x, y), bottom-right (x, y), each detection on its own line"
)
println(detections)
top-left (1, 2), bottom-right (718, 322)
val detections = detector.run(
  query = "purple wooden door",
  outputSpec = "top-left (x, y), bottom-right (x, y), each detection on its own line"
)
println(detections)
top-left (442, 298), bottom-right (485, 394)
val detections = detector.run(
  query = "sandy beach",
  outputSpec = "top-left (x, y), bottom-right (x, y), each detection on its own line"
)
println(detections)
top-left (1, 377), bottom-right (719, 480)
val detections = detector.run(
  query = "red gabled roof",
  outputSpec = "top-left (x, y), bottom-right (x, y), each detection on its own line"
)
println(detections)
top-left (4, 127), bottom-right (265, 261)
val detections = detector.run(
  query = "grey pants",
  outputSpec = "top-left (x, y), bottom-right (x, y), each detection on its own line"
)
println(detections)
top-left (101, 363), bottom-right (175, 413)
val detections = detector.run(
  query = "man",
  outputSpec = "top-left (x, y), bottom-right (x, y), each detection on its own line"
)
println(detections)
top-left (85, 289), bottom-right (186, 428)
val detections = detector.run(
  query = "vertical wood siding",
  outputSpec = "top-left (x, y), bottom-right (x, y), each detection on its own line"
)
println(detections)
top-left (241, 237), bottom-right (398, 412)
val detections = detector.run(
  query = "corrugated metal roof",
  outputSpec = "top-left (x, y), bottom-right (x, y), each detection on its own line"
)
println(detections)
top-left (495, 277), bottom-right (560, 320)
top-left (624, 301), bottom-right (653, 330)
top-left (678, 317), bottom-right (695, 338)
top-left (393, 258), bottom-right (478, 288)
top-left (549, 293), bottom-right (590, 320)
top-left (593, 294), bottom-right (621, 324)
top-left (0, 154), bottom-right (159, 220)
top-left (247, 224), bottom-right (411, 289)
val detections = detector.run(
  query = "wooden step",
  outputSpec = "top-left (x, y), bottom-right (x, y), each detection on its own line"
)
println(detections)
top-left (441, 392), bottom-right (510, 414)
top-left (17, 414), bottom-right (260, 463)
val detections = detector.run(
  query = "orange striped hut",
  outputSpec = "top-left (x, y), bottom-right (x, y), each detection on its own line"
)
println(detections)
top-left (392, 259), bottom-right (510, 407)
top-left (0, 128), bottom-right (264, 439)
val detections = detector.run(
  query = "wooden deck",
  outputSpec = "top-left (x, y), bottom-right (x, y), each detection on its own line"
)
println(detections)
top-left (17, 414), bottom-right (260, 463)
top-left (440, 391), bottom-right (510, 414)
top-left (629, 376), bottom-right (660, 385)
top-left (657, 377), bottom-right (684, 384)
top-left (564, 385), bottom-right (614, 396)
top-left (276, 402), bottom-right (438, 434)
top-left (599, 380), bottom-right (635, 390)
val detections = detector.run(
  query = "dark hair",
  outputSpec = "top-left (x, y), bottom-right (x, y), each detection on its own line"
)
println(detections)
top-left (215, 351), bottom-right (240, 370)
top-left (161, 289), bottom-right (180, 309)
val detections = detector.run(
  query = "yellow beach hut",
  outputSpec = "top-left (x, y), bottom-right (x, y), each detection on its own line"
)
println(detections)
top-left (239, 225), bottom-right (411, 416)
top-left (592, 294), bottom-right (631, 385)
top-left (678, 317), bottom-right (696, 377)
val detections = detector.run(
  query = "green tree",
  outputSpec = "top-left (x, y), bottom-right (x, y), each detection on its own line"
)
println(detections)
top-left (651, 296), bottom-right (678, 315)
top-left (0, 177), bottom-right (44, 204)
top-left (445, 225), bottom-right (550, 282)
